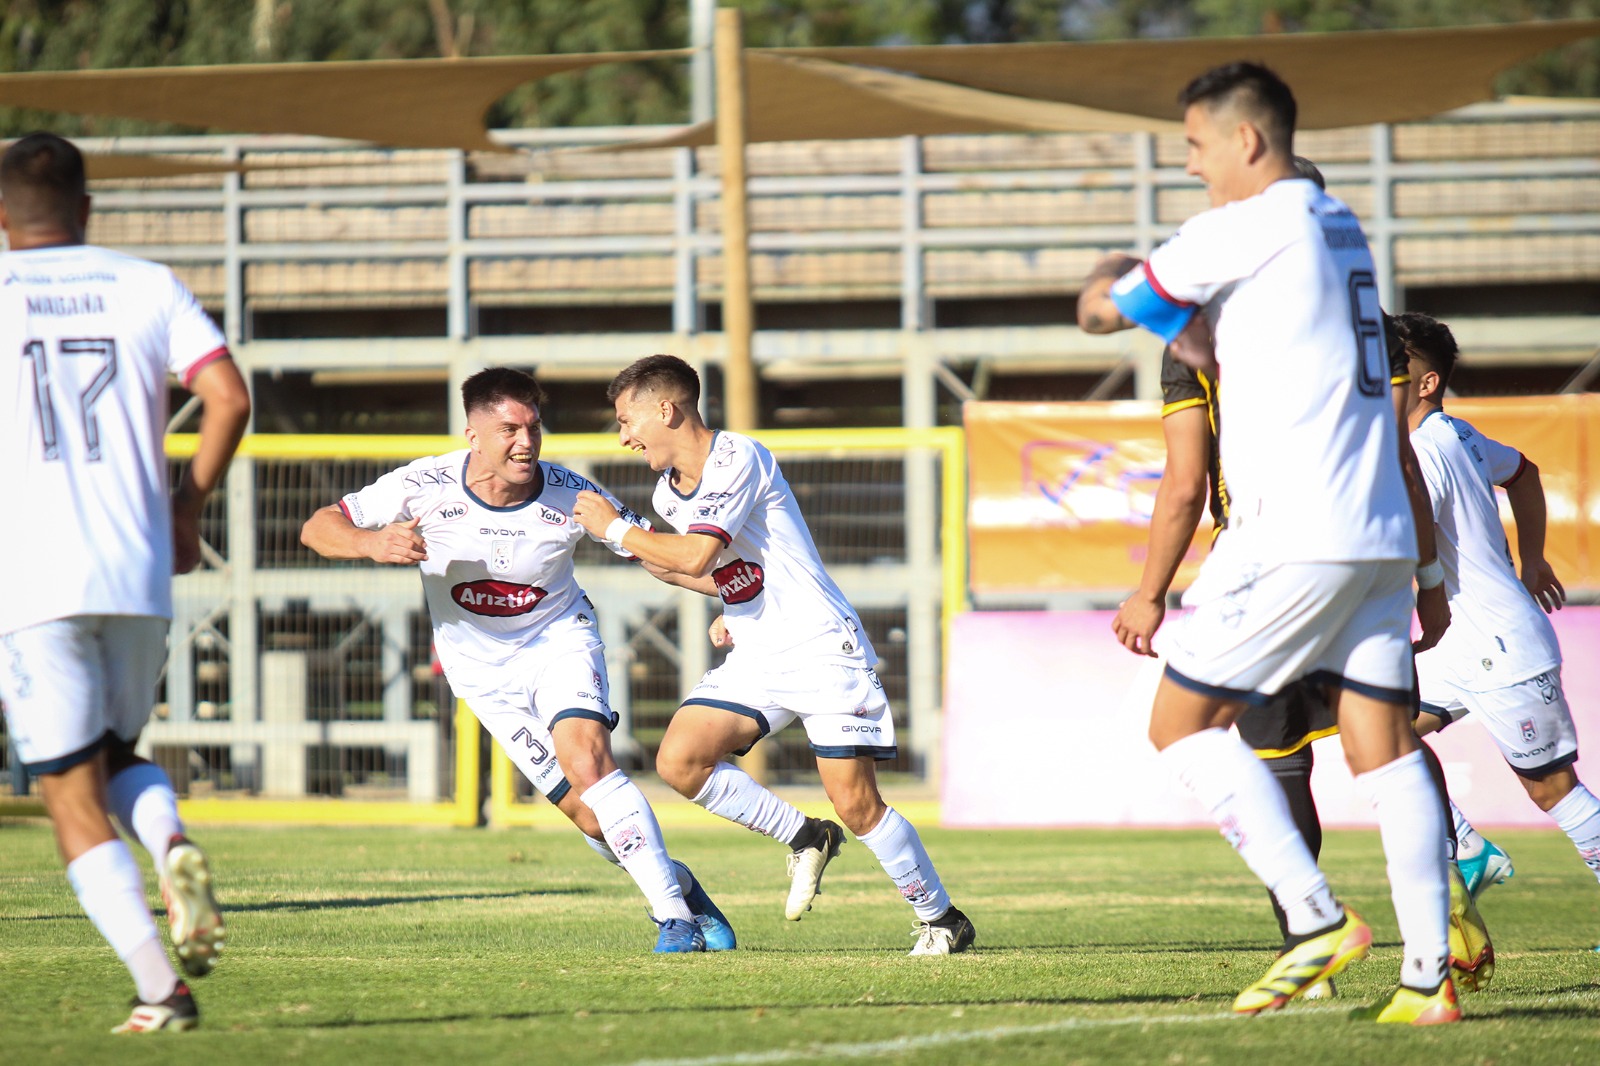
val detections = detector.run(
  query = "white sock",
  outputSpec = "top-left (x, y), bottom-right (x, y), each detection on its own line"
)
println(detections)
top-left (1358, 750), bottom-right (1450, 990)
top-left (580, 770), bottom-right (692, 923)
top-left (1548, 783), bottom-right (1600, 883)
top-left (66, 839), bottom-right (179, 1003)
top-left (1450, 799), bottom-right (1484, 861)
top-left (107, 762), bottom-right (184, 869)
top-left (691, 761), bottom-right (807, 844)
top-left (583, 831), bottom-right (696, 896)
top-left (856, 806), bottom-right (951, 922)
top-left (1159, 728), bottom-right (1338, 935)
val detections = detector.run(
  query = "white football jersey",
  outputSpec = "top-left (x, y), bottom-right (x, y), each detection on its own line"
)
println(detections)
top-left (0, 245), bottom-right (229, 634)
top-left (339, 451), bottom-right (646, 685)
top-left (655, 431), bottom-right (873, 666)
top-left (1411, 412), bottom-right (1560, 691)
top-left (1112, 178), bottom-right (1414, 564)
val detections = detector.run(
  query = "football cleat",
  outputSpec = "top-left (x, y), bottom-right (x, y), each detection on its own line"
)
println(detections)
top-left (1459, 838), bottom-right (1515, 900)
top-left (161, 836), bottom-right (225, 978)
top-left (908, 908), bottom-right (976, 956)
top-left (1350, 978), bottom-right (1462, 1025)
top-left (784, 818), bottom-right (845, 921)
top-left (652, 916), bottom-right (707, 953)
top-left (671, 859), bottom-right (736, 951)
top-left (1234, 909), bottom-right (1372, 1015)
top-left (1448, 862), bottom-right (1495, 991)
top-left (1301, 977), bottom-right (1338, 1000)
top-left (112, 981), bottom-right (200, 1034)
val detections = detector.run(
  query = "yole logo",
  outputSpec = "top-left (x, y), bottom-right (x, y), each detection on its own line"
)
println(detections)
top-left (437, 504), bottom-right (467, 521)
top-left (452, 580), bottom-right (548, 617)
top-left (712, 560), bottom-right (765, 605)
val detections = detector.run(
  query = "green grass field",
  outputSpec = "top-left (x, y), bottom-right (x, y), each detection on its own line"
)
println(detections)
top-left (3, 817), bottom-right (1597, 1064)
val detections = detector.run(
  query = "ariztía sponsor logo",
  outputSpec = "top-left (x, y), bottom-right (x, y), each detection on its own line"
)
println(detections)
top-left (452, 580), bottom-right (547, 617)
top-left (712, 560), bottom-right (764, 604)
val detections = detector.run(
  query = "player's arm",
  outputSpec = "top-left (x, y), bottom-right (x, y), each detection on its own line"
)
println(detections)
top-left (640, 558), bottom-right (720, 597)
top-left (1113, 404), bottom-right (1210, 657)
top-left (571, 489), bottom-right (722, 578)
top-left (1075, 253), bottom-right (1141, 334)
top-left (172, 356), bottom-right (251, 574)
top-left (1501, 457), bottom-right (1566, 613)
top-left (300, 504), bottom-right (427, 565)
top-left (1394, 385), bottom-right (1449, 651)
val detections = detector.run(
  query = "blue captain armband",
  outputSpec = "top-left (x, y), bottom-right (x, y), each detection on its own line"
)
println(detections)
top-left (1110, 265), bottom-right (1197, 344)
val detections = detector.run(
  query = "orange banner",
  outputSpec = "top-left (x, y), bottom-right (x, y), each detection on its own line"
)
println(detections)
top-left (966, 395), bottom-right (1597, 596)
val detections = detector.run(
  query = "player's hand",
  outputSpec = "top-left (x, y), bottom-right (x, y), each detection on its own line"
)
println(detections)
top-left (368, 516), bottom-right (428, 565)
top-left (171, 495), bottom-right (204, 574)
top-left (1413, 582), bottom-right (1450, 653)
top-left (1112, 594), bottom-right (1164, 657)
top-left (709, 615), bottom-right (734, 648)
top-left (1522, 558), bottom-right (1566, 614)
top-left (1169, 314), bottom-right (1218, 378)
top-left (572, 489), bottom-right (620, 538)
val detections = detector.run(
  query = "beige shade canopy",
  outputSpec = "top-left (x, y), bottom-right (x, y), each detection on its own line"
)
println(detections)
top-left (774, 19), bottom-right (1600, 131)
top-left (80, 154), bottom-right (244, 179)
top-left (0, 51), bottom-right (685, 152)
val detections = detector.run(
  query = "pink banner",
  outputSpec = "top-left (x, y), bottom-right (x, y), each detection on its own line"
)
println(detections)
top-left (943, 608), bottom-right (1600, 829)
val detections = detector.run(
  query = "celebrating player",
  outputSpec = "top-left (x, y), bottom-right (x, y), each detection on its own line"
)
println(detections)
top-left (1399, 312), bottom-right (1600, 902)
top-left (1078, 64), bottom-right (1456, 1023)
top-left (572, 355), bottom-right (974, 955)
top-left (0, 132), bottom-right (250, 1032)
top-left (300, 367), bottom-right (730, 954)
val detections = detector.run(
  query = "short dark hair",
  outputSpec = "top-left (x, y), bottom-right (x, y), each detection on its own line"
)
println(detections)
top-left (607, 354), bottom-right (700, 409)
top-left (1394, 311), bottom-right (1459, 392)
top-left (1292, 155), bottom-right (1325, 190)
top-left (461, 367), bottom-right (546, 419)
top-left (0, 132), bottom-right (87, 228)
top-left (1179, 62), bottom-right (1296, 156)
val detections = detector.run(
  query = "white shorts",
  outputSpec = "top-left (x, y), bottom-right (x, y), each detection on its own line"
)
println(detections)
top-left (1421, 667), bottom-right (1577, 778)
top-left (454, 628), bottom-right (615, 804)
top-left (682, 655), bottom-right (895, 760)
top-left (0, 615), bottom-right (169, 773)
top-left (1159, 555), bottom-right (1415, 705)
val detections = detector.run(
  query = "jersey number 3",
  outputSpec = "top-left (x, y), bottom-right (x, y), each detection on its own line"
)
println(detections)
top-left (1347, 272), bottom-right (1388, 398)
top-left (21, 337), bottom-right (119, 462)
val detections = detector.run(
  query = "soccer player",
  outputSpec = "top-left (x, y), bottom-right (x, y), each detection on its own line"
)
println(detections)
top-left (0, 132), bottom-right (250, 1032)
top-left (571, 355), bottom-right (975, 955)
top-left (1399, 312), bottom-right (1600, 901)
top-left (1077, 64), bottom-right (1456, 1023)
top-left (300, 367), bottom-right (730, 954)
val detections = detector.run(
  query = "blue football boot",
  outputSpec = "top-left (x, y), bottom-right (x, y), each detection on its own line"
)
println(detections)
top-left (672, 858), bottom-right (737, 951)
top-left (1458, 838), bottom-right (1515, 900)
top-left (652, 916), bottom-right (707, 953)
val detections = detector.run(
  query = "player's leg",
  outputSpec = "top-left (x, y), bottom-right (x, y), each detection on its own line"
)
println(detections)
top-left (1416, 696), bottom-right (1515, 897)
top-left (2, 619), bottom-right (195, 1032)
top-left (102, 617), bottom-right (225, 979)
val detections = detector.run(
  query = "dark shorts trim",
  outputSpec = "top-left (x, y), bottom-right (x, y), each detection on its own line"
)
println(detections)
top-left (24, 733), bottom-right (109, 776)
top-left (1417, 701), bottom-right (1462, 728)
top-left (680, 699), bottom-right (772, 757)
top-left (810, 743), bottom-right (898, 761)
top-left (1164, 665), bottom-right (1273, 707)
top-left (1306, 669), bottom-right (1414, 707)
top-left (548, 708), bottom-right (618, 731)
top-left (1509, 750), bottom-right (1579, 781)
top-left (547, 779), bottom-right (572, 805)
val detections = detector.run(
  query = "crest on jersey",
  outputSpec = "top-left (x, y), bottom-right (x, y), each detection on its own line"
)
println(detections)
top-left (491, 539), bottom-right (514, 573)
top-left (1520, 718), bottom-right (1538, 742)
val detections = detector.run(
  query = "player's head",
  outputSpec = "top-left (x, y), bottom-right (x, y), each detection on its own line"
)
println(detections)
top-left (1178, 63), bottom-right (1296, 208)
top-left (607, 355), bottom-right (703, 472)
top-left (0, 132), bottom-right (90, 246)
top-left (1394, 311), bottom-right (1458, 411)
top-left (1292, 155), bottom-right (1325, 190)
top-left (461, 367), bottom-right (546, 489)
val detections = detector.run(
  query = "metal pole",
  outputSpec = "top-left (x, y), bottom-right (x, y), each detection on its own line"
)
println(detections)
top-left (714, 7), bottom-right (757, 435)
top-left (690, 0), bottom-right (716, 125)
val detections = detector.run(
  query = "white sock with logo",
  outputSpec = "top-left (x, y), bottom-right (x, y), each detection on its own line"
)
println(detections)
top-left (1548, 784), bottom-right (1600, 882)
top-left (582, 831), bottom-right (695, 896)
top-left (579, 770), bottom-right (692, 923)
top-left (1158, 728), bottom-right (1339, 935)
top-left (66, 839), bottom-right (179, 1003)
top-left (108, 761), bottom-right (184, 869)
top-left (1450, 799), bottom-right (1484, 861)
top-left (856, 806), bottom-right (950, 922)
top-left (691, 761), bottom-right (807, 844)
top-left (1358, 750), bottom-right (1450, 990)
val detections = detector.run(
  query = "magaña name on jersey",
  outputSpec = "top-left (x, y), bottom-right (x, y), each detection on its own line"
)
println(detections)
top-left (452, 580), bottom-right (548, 616)
top-left (712, 560), bottom-right (765, 605)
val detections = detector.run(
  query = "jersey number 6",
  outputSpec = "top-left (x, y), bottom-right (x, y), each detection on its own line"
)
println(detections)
top-left (1347, 272), bottom-right (1388, 399)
